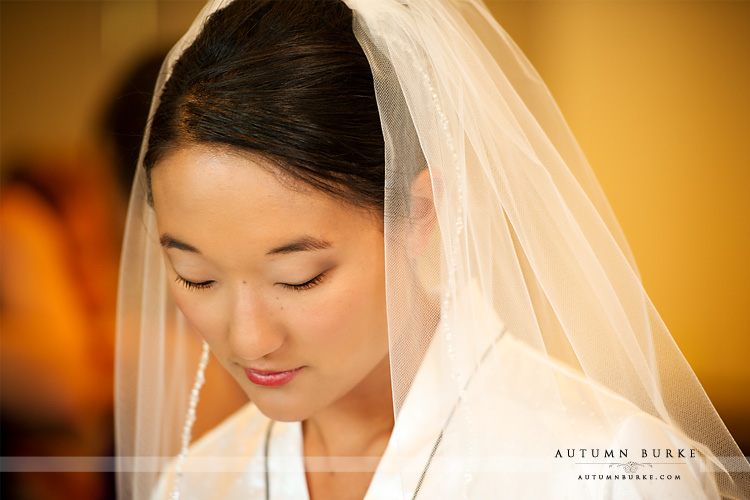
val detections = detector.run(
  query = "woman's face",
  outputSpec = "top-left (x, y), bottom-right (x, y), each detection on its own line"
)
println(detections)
top-left (151, 145), bottom-right (389, 422)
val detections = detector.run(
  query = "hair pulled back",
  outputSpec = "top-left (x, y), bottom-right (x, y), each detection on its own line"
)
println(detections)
top-left (144, 0), bottom-right (385, 210)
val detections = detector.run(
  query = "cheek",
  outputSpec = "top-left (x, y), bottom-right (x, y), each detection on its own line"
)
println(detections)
top-left (170, 286), bottom-right (227, 344)
top-left (295, 264), bottom-right (387, 357)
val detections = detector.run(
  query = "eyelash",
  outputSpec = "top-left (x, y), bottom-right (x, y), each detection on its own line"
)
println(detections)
top-left (174, 273), bottom-right (327, 292)
top-left (280, 272), bottom-right (326, 292)
top-left (175, 275), bottom-right (215, 291)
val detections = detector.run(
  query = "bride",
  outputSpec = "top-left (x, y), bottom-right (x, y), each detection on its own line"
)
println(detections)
top-left (115, 1), bottom-right (750, 499)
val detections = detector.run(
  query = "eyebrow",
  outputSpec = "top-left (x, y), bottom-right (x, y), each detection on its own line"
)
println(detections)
top-left (159, 233), bottom-right (331, 256)
top-left (160, 233), bottom-right (200, 253)
top-left (267, 236), bottom-right (331, 256)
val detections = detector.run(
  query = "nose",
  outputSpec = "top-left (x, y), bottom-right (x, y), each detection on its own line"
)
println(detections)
top-left (228, 286), bottom-right (284, 361)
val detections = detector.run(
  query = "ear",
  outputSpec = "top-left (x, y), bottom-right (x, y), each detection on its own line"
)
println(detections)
top-left (407, 168), bottom-right (437, 258)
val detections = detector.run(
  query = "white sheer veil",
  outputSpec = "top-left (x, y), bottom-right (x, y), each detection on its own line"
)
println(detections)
top-left (115, 0), bottom-right (750, 499)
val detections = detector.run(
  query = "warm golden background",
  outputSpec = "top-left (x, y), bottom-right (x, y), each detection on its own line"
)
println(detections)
top-left (1, 1), bottom-right (748, 499)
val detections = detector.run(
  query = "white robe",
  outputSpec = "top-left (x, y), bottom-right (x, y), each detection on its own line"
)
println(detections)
top-left (152, 322), bottom-right (720, 500)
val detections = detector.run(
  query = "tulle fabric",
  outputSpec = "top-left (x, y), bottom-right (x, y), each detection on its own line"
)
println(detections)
top-left (115, 1), bottom-right (750, 499)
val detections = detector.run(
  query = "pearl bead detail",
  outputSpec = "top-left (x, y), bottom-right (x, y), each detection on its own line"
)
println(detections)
top-left (169, 341), bottom-right (211, 500)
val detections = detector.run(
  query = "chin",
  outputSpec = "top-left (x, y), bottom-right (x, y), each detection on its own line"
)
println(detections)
top-left (248, 391), bottom-right (319, 423)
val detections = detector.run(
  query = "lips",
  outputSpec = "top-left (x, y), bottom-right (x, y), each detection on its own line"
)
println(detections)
top-left (243, 367), bottom-right (303, 387)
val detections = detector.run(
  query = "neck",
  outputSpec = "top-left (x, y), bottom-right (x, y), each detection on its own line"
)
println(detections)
top-left (302, 353), bottom-right (394, 459)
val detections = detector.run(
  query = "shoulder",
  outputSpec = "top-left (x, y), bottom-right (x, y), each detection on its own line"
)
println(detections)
top-left (468, 334), bottom-right (721, 499)
top-left (150, 403), bottom-right (271, 500)
top-left (191, 401), bottom-right (270, 456)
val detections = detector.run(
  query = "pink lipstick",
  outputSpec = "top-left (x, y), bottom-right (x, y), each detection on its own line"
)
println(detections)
top-left (244, 367), bottom-right (303, 387)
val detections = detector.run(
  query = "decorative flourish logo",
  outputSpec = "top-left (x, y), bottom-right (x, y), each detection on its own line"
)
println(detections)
top-left (609, 461), bottom-right (654, 474)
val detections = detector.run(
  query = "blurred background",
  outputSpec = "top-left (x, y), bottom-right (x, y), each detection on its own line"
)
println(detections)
top-left (1, 1), bottom-right (747, 499)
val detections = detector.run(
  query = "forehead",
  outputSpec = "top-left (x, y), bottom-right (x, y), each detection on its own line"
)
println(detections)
top-left (150, 145), bottom-right (377, 259)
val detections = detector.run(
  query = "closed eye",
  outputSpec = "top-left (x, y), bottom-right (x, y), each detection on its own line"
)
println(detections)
top-left (280, 272), bottom-right (326, 291)
top-left (175, 275), bottom-right (215, 291)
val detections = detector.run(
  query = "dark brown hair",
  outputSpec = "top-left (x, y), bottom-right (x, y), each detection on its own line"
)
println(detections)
top-left (144, 0), bottom-right (385, 210)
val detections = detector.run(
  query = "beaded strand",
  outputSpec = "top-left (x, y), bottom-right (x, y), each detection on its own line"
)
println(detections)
top-left (169, 341), bottom-right (211, 500)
